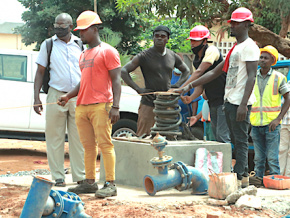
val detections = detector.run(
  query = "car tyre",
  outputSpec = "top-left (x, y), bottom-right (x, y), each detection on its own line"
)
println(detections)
top-left (112, 119), bottom-right (137, 138)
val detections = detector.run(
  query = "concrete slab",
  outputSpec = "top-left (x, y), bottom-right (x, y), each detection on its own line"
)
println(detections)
top-left (100, 139), bottom-right (232, 188)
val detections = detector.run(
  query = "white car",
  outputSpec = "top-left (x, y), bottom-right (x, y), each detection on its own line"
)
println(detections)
top-left (0, 49), bottom-right (140, 140)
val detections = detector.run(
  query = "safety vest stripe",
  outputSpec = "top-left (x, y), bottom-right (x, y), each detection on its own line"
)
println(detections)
top-left (251, 106), bottom-right (281, 112)
top-left (273, 74), bottom-right (279, 95)
top-left (252, 110), bottom-right (281, 113)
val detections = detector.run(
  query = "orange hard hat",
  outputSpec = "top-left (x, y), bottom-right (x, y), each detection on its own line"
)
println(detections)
top-left (187, 25), bottom-right (211, 41)
top-left (227, 7), bottom-right (254, 23)
top-left (74, 10), bottom-right (102, 31)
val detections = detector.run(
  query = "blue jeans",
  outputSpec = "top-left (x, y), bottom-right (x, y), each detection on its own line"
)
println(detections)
top-left (210, 105), bottom-right (231, 143)
top-left (224, 102), bottom-right (251, 180)
top-left (251, 125), bottom-right (281, 178)
top-left (204, 121), bottom-right (216, 141)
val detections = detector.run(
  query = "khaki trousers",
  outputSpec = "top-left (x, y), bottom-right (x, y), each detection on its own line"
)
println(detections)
top-left (75, 103), bottom-right (115, 181)
top-left (46, 87), bottom-right (85, 182)
top-left (136, 103), bottom-right (155, 137)
top-left (279, 124), bottom-right (290, 177)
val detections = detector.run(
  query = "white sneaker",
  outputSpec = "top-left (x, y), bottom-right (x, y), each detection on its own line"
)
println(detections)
top-left (241, 176), bottom-right (249, 188)
top-left (237, 180), bottom-right (242, 189)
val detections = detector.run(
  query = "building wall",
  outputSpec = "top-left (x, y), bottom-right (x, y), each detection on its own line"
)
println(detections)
top-left (210, 24), bottom-right (235, 58)
top-left (0, 33), bottom-right (36, 51)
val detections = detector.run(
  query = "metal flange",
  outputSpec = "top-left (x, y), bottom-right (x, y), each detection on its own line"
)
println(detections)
top-left (42, 189), bottom-right (64, 218)
top-left (171, 161), bottom-right (192, 191)
top-left (150, 155), bottom-right (173, 168)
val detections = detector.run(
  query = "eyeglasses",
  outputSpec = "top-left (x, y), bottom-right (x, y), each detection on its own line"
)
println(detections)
top-left (54, 23), bottom-right (71, 28)
top-left (154, 33), bottom-right (167, 39)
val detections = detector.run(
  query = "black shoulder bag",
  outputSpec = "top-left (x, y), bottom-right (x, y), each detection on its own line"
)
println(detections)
top-left (42, 38), bottom-right (53, 94)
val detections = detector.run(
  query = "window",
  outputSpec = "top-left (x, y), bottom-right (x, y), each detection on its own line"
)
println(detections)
top-left (0, 54), bottom-right (27, 82)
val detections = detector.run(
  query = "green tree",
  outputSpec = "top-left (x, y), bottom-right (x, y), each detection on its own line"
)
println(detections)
top-left (137, 18), bottom-right (196, 53)
top-left (97, 0), bottom-right (152, 54)
top-left (116, 0), bottom-right (290, 58)
top-left (16, 0), bottom-right (149, 54)
top-left (262, 0), bottom-right (290, 38)
top-left (16, 0), bottom-right (92, 49)
top-left (116, 0), bottom-right (228, 28)
top-left (99, 27), bottom-right (131, 66)
top-left (253, 4), bottom-right (281, 35)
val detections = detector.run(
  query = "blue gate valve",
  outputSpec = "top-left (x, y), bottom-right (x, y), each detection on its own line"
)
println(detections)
top-left (20, 176), bottom-right (91, 218)
top-left (143, 133), bottom-right (208, 196)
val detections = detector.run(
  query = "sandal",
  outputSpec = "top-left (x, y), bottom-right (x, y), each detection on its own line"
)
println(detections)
top-left (55, 179), bottom-right (66, 187)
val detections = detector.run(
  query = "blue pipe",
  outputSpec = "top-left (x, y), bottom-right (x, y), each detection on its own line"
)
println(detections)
top-left (144, 168), bottom-right (183, 196)
top-left (190, 167), bottom-right (209, 195)
top-left (20, 176), bottom-right (91, 218)
top-left (20, 176), bottom-right (54, 218)
top-left (144, 162), bottom-right (208, 196)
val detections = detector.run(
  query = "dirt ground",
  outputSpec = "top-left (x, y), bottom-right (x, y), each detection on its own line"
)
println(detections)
top-left (0, 139), bottom-right (283, 218)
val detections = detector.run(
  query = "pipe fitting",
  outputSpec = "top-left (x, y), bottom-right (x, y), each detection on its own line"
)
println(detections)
top-left (144, 161), bottom-right (208, 196)
top-left (19, 175), bottom-right (91, 218)
top-left (20, 176), bottom-right (54, 218)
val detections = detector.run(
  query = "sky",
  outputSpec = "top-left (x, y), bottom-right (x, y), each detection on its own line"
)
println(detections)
top-left (0, 0), bottom-right (27, 23)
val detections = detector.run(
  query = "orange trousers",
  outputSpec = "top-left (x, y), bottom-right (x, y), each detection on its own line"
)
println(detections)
top-left (75, 103), bottom-right (115, 181)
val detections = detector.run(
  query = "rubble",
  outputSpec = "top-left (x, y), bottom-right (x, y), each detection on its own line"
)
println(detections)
top-left (226, 185), bottom-right (258, 204)
top-left (223, 206), bottom-right (231, 210)
top-left (185, 201), bottom-right (194, 206)
top-left (208, 198), bottom-right (228, 206)
top-left (261, 197), bottom-right (290, 215)
top-left (206, 211), bottom-right (224, 218)
top-left (235, 194), bottom-right (262, 209)
top-left (0, 169), bottom-right (51, 177)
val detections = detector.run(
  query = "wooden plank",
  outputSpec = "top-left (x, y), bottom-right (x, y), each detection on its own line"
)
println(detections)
top-left (154, 91), bottom-right (180, 96)
top-left (113, 137), bottom-right (152, 144)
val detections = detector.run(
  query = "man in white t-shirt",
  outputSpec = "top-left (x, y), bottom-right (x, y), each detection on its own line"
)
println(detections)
top-left (175, 8), bottom-right (260, 189)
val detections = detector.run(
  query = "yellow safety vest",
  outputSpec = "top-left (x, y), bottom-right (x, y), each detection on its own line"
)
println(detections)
top-left (250, 70), bottom-right (285, 126)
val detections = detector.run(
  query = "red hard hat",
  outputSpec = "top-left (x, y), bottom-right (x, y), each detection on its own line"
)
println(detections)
top-left (187, 25), bottom-right (211, 41)
top-left (227, 7), bottom-right (254, 23)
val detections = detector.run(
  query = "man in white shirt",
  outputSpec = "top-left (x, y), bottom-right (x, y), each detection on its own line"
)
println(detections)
top-left (33, 13), bottom-right (85, 187)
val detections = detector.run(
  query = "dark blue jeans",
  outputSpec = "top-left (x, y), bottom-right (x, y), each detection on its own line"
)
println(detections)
top-left (210, 104), bottom-right (231, 143)
top-left (224, 102), bottom-right (251, 180)
top-left (251, 125), bottom-right (281, 177)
